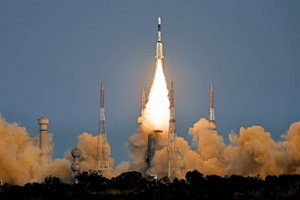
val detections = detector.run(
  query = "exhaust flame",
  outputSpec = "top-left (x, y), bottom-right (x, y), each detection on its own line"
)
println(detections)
top-left (141, 59), bottom-right (170, 132)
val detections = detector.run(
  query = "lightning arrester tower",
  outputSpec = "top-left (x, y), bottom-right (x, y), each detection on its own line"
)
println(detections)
top-left (141, 84), bottom-right (146, 116)
top-left (167, 81), bottom-right (180, 178)
top-left (38, 116), bottom-right (49, 157)
top-left (96, 82), bottom-right (110, 175)
top-left (209, 83), bottom-right (216, 128)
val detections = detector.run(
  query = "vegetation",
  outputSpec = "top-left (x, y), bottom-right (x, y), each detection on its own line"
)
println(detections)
top-left (0, 170), bottom-right (299, 200)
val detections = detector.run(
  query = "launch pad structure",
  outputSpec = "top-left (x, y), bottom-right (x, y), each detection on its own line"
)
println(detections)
top-left (147, 130), bottom-right (161, 169)
top-left (95, 82), bottom-right (110, 176)
top-left (37, 16), bottom-right (218, 181)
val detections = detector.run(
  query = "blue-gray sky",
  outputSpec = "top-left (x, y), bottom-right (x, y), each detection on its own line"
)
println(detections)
top-left (1, 0), bottom-right (299, 167)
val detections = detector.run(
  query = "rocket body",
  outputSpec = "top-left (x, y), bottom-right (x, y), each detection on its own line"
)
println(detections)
top-left (209, 83), bottom-right (216, 126)
top-left (155, 17), bottom-right (164, 59)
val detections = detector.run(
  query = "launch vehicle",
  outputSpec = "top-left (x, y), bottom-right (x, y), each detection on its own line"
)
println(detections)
top-left (155, 17), bottom-right (164, 59)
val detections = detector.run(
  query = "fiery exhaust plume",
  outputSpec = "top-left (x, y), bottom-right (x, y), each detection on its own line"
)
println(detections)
top-left (139, 59), bottom-right (170, 133)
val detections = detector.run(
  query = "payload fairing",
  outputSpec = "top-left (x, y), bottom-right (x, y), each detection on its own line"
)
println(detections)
top-left (155, 17), bottom-right (164, 59)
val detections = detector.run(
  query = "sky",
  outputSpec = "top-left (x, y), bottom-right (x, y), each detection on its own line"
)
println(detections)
top-left (1, 0), bottom-right (299, 168)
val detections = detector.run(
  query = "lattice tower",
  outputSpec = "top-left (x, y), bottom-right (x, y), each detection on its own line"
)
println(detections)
top-left (167, 81), bottom-right (180, 178)
top-left (96, 82), bottom-right (110, 175)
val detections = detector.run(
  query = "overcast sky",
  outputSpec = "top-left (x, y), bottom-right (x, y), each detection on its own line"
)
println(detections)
top-left (1, 0), bottom-right (299, 167)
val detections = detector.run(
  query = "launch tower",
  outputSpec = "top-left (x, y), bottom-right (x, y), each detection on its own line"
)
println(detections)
top-left (96, 82), bottom-right (110, 175)
top-left (38, 116), bottom-right (49, 157)
top-left (209, 83), bottom-right (216, 129)
top-left (167, 81), bottom-right (180, 178)
top-left (147, 130), bottom-right (161, 169)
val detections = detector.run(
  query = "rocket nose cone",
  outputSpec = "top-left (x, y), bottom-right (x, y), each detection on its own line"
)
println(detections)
top-left (158, 17), bottom-right (161, 24)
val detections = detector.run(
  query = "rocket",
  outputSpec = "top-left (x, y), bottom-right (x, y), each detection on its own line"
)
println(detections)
top-left (155, 17), bottom-right (164, 59)
top-left (209, 83), bottom-right (216, 126)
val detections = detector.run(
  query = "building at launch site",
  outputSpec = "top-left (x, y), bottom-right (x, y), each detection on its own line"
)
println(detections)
top-left (71, 147), bottom-right (82, 177)
top-left (147, 130), bottom-right (161, 169)
top-left (38, 116), bottom-right (49, 157)
top-left (95, 82), bottom-right (110, 176)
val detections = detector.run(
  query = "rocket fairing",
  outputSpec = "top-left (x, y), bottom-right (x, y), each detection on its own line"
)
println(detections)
top-left (155, 17), bottom-right (164, 59)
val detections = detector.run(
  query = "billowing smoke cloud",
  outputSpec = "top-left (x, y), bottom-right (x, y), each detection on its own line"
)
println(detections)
top-left (75, 132), bottom-right (114, 177)
top-left (134, 117), bottom-right (300, 179)
top-left (0, 115), bottom-right (116, 185)
top-left (1, 112), bottom-right (299, 184)
top-left (121, 59), bottom-right (300, 179)
top-left (0, 115), bottom-right (72, 185)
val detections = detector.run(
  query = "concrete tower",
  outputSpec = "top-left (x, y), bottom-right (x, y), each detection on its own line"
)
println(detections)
top-left (38, 116), bottom-right (49, 156)
top-left (96, 82), bottom-right (110, 175)
top-left (167, 81), bottom-right (180, 178)
top-left (209, 83), bottom-right (216, 129)
top-left (71, 147), bottom-right (82, 178)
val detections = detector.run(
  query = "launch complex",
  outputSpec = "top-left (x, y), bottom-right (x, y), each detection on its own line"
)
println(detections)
top-left (37, 17), bottom-right (216, 179)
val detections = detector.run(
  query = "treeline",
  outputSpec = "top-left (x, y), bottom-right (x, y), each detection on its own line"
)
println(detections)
top-left (0, 170), bottom-right (299, 200)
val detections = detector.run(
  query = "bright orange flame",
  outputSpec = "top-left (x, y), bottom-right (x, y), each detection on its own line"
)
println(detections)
top-left (142, 59), bottom-right (170, 132)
